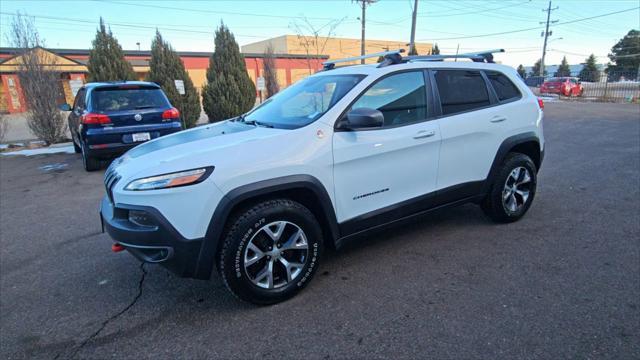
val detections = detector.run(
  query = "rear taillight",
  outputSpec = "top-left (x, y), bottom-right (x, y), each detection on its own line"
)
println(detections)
top-left (537, 97), bottom-right (544, 110)
top-left (81, 113), bottom-right (111, 125)
top-left (162, 107), bottom-right (180, 119)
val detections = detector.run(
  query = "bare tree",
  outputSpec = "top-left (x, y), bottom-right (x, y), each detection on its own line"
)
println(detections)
top-left (7, 13), bottom-right (65, 144)
top-left (262, 44), bottom-right (280, 98)
top-left (290, 17), bottom-right (344, 74)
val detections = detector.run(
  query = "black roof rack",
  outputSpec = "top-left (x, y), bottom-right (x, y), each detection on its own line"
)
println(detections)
top-left (406, 49), bottom-right (505, 63)
top-left (322, 49), bottom-right (405, 70)
top-left (322, 48), bottom-right (505, 71)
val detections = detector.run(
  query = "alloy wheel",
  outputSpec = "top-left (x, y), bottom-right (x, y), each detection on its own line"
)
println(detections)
top-left (502, 166), bottom-right (532, 213)
top-left (243, 221), bottom-right (309, 289)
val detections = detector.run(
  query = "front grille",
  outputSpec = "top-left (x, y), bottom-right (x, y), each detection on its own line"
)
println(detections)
top-left (104, 167), bottom-right (121, 203)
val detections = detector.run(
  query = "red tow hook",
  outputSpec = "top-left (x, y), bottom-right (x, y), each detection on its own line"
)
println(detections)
top-left (111, 243), bottom-right (125, 252)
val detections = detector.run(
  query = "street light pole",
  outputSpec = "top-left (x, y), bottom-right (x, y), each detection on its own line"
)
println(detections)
top-left (409, 0), bottom-right (418, 55)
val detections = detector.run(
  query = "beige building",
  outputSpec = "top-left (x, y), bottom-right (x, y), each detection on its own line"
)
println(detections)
top-left (242, 35), bottom-right (432, 65)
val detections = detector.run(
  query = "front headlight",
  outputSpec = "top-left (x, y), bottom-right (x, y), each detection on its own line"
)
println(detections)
top-left (124, 167), bottom-right (214, 191)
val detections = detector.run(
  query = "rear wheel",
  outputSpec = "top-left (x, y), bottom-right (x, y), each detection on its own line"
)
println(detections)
top-left (482, 153), bottom-right (537, 223)
top-left (81, 142), bottom-right (101, 171)
top-left (218, 199), bottom-right (323, 305)
top-left (73, 141), bottom-right (81, 153)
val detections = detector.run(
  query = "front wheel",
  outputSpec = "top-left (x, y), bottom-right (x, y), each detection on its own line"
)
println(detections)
top-left (218, 199), bottom-right (323, 305)
top-left (482, 153), bottom-right (537, 223)
top-left (68, 125), bottom-right (81, 153)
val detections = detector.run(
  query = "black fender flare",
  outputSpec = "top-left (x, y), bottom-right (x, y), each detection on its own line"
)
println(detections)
top-left (193, 174), bottom-right (339, 279)
top-left (483, 132), bottom-right (541, 193)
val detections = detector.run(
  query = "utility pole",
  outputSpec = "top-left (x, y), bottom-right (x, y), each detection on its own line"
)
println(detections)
top-left (539, 1), bottom-right (558, 76)
top-left (409, 0), bottom-right (418, 55)
top-left (354, 0), bottom-right (376, 64)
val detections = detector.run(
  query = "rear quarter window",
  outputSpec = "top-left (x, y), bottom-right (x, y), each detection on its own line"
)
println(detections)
top-left (91, 87), bottom-right (170, 112)
top-left (485, 71), bottom-right (521, 102)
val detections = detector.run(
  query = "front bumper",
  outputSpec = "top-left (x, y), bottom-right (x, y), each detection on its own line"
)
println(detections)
top-left (100, 196), bottom-right (203, 277)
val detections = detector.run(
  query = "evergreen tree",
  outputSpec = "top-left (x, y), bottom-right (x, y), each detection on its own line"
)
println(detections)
top-left (87, 18), bottom-right (136, 82)
top-left (555, 56), bottom-right (571, 77)
top-left (517, 64), bottom-right (526, 78)
top-left (607, 29), bottom-right (639, 80)
top-left (431, 43), bottom-right (440, 55)
top-left (147, 31), bottom-right (201, 128)
top-left (578, 54), bottom-right (600, 82)
top-left (202, 23), bottom-right (256, 122)
top-left (262, 44), bottom-right (280, 98)
top-left (530, 58), bottom-right (546, 77)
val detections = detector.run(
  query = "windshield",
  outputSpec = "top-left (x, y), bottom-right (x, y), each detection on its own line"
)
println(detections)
top-left (244, 74), bottom-right (365, 129)
top-left (546, 78), bottom-right (567, 82)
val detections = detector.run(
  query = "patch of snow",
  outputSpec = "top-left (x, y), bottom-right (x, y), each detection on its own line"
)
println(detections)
top-left (39, 163), bottom-right (69, 172)
top-left (1, 145), bottom-right (76, 156)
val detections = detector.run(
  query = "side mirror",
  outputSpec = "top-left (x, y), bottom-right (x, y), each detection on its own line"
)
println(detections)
top-left (340, 107), bottom-right (384, 130)
top-left (59, 103), bottom-right (72, 111)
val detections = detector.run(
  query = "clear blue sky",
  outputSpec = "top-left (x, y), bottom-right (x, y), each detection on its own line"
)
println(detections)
top-left (0, 0), bottom-right (638, 67)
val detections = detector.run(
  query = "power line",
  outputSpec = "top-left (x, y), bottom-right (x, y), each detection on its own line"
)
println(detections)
top-left (94, 0), bottom-right (342, 21)
top-left (0, 12), bottom-right (268, 38)
top-left (418, 0), bottom-right (533, 18)
top-left (417, 6), bottom-right (639, 41)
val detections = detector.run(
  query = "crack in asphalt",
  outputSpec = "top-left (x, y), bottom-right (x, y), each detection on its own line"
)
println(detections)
top-left (57, 262), bottom-right (147, 359)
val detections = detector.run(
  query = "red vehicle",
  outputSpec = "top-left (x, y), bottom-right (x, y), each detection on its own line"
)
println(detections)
top-left (540, 77), bottom-right (584, 97)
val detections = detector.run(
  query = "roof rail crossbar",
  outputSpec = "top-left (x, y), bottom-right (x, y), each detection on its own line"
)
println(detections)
top-left (323, 49), bottom-right (405, 70)
top-left (407, 49), bottom-right (505, 63)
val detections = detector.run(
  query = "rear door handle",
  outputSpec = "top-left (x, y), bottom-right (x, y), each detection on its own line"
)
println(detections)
top-left (413, 130), bottom-right (436, 139)
top-left (490, 116), bottom-right (507, 123)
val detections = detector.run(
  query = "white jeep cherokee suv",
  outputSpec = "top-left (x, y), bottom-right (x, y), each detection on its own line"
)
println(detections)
top-left (101, 51), bottom-right (544, 304)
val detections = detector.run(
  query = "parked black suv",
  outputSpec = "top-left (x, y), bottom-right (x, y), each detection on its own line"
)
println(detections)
top-left (61, 81), bottom-right (183, 171)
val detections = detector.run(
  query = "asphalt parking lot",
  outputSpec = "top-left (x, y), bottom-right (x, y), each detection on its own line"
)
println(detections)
top-left (1, 101), bottom-right (638, 359)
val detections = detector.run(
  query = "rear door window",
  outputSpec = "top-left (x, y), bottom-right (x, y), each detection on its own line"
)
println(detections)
top-left (433, 70), bottom-right (490, 116)
top-left (92, 87), bottom-right (170, 112)
top-left (485, 71), bottom-right (521, 102)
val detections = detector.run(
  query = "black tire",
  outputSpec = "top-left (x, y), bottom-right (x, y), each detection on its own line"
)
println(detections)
top-left (481, 153), bottom-right (537, 223)
top-left (81, 142), bottom-right (101, 171)
top-left (69, 125), bottom-right (81, 153)
top-left (218, 199), bottom-right (323, 305)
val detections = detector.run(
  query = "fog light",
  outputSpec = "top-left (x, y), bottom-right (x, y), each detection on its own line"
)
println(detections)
top-left (128, 210), bottom-right (156, 227)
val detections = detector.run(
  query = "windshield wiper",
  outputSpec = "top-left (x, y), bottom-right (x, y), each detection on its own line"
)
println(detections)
top-left (134, 105), bottom-right (155, 109)
top-left (234, 114), bottom-right (273, 128)
top-left (243, 119), bottom-right (274, 128)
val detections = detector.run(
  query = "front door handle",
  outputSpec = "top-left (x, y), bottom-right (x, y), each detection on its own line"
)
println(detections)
top-left (413, 130), bottom-right (436, 139)
top-left (490, 116), bottom-right (507, 123)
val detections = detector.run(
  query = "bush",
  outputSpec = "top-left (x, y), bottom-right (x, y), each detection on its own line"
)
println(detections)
top-left (202, 23), bottom-right (256, 122)
top-left (147, 31), bottom-right (201, 128)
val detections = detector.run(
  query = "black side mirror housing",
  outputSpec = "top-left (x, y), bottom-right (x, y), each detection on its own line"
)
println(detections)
top-left (59, 103), bottom-right (72, 111)
top-left (340, 107), bottom-right (384, 130)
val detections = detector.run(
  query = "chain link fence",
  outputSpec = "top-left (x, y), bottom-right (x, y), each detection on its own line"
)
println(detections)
top-left (526, 71), bottom-right (639, 103)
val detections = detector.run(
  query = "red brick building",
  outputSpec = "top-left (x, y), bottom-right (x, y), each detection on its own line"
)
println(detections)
top-left (0, 47), bottom-right (327, 113)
